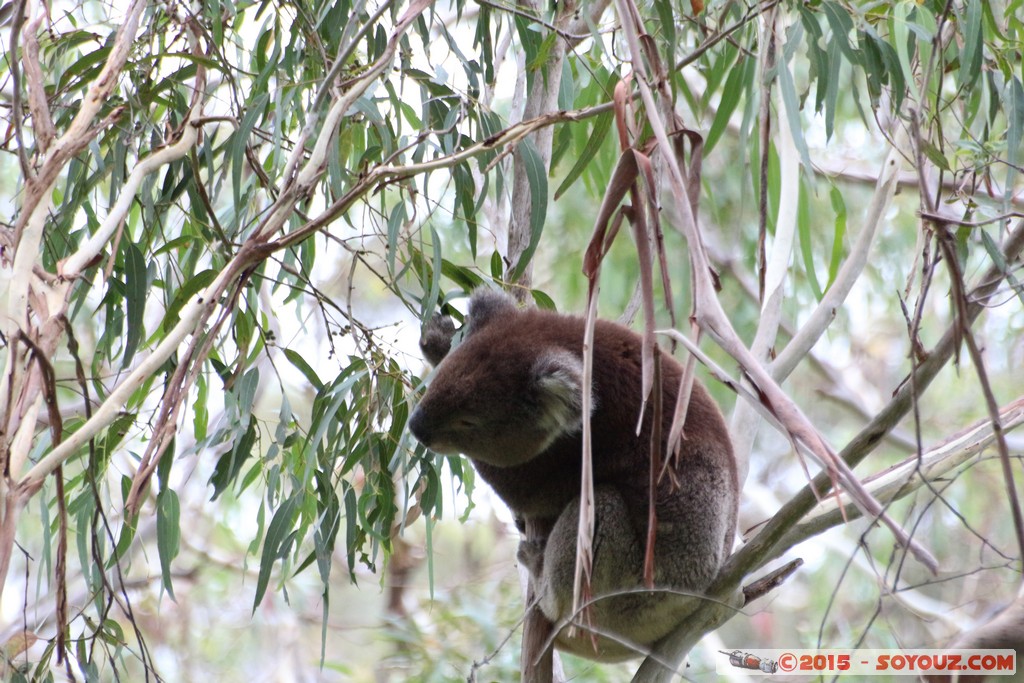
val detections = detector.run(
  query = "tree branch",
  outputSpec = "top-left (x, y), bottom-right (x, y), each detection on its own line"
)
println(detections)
top-left (783, 397), bottom-right (1024, 548)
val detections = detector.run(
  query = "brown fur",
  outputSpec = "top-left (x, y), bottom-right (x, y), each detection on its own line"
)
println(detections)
top-left (409, 289), bottom-right (738, 661)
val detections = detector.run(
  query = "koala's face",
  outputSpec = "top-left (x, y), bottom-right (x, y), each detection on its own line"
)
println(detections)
top-left (409, 291), bottom-right (585, 467)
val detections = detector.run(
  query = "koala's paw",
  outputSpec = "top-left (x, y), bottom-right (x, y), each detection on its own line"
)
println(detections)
top-left (516, 538), bottom-right (545, 578)
top-left (419, 314), bottom-right (456, 366)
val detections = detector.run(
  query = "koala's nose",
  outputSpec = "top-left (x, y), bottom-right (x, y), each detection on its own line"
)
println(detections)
top-left (408, 406), bottom-right (431, 445)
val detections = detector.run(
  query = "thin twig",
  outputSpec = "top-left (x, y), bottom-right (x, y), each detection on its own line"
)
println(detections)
top-left (919, 210), bottom-right (1024, 227)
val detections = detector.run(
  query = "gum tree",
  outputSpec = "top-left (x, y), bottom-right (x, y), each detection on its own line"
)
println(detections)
top-left (0, 0), bottom-right (1021, 680)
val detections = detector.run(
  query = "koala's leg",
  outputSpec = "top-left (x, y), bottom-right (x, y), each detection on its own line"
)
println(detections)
top-left (531, 486), bottom-right (653, 659)
top-left (537, 486), bottom-right (639, 621)
top-left (534, 485), bottom-right (715, 661)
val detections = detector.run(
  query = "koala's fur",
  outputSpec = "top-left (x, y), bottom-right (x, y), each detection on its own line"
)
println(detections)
top-left (408, 289), bottom-right (738, 661)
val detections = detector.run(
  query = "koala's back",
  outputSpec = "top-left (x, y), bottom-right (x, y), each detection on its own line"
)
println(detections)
top-left (469, 305), bottom-right (737, 550)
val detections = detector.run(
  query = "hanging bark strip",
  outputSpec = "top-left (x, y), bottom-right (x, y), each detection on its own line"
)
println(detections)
top-left (16, 332), bottom-right (68, 666)
top-left (611, 0), bottom-right (938, 574)
top-left (579, 77), bottom-right (681, 617)
top-left (644, 349), bottom-right (663, 589)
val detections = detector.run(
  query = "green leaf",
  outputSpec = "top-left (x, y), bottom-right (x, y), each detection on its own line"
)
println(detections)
top-left (386, 202), bottom-right (407, 276)
top-left (981, 229), bottom-right (1024, 306)
top-left (284, 348), bottom-right (323, 390)
top-left (303, 371), bottom-right (364, 466)
top-left (891, 2), bottom-right (920, 104)
top-left (824, 38), bottom-right (842, 140)
top-left (76, 504), bottom-right (93, 591)
top-left (122, 241), bottom-right (147, 369)
top-left (426, 225), bottom-right (442, 313)
top-left (234, 368), bottom-right (260, 421)
top-left (654, 0), bottom-right (676, 63)
top-left (232, 93), bottom-right (269, 208)
top-left (558, 57), bottom-right (574, 112)
top-left (342, 484), bottom-right (358, 578)
top-left (821, 1), bottom-right (859, 65)
top-left (157, 436), bottom-right (176, 492)
top-left (798, 5), bottom-right (827, 114)
top-left (514, 16), bottom-right (542, 89)
top-left (1003, 77), bottom-right (1024, 201)
top-left (314, 469), bottom-right (341, 583)
top-left (777, 48), bottom-right (814, 174)
top-left (193, 373), bottom-right (209, 443)
top-left (253, 494), bottom-right (300, 611)
top-left (234, 308), bottom-right (254, 357)
top-left (453, 162), bottom-right (477, 256)
top-left (555, 112), bottom-right (612, 199)
top-left (958, 0), bottom-right (982, 91)
top-left (110, 518), bottom-right (136, 566)
top-left (95, 411), bottom-right (136, 475)
top-left (440, 259), bottom-right (484, 291)
top-left (163, 269), bottom-right (217, 332)
top-left (797, 177), bottom-right (822, 300)
top-left (209, 422), bottom-right (258, 501)
top-left (864, 28), bottom-right (905, 110)
top-left (530, 289), bottom-right (557, 310)
top-left (509, 138), bottom-right (548, 282)
top-left (55, 46), bottom-right (111, 93)
top-left (156, 489), bottom-right (181, 600)
top-left (705, 56), bottom-right (752, 153)
top-left (527, 33), bottom-right (557, 73)
top-left (919, 138), bottom-right (951, 172)
top-left (490, 250), bottom-right (503, 279)
top-left (826, 185), bottom-right (847, 292)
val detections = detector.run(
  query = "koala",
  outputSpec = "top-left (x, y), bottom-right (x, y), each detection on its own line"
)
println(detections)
top-left (408, 288), bottom-right (738, 661)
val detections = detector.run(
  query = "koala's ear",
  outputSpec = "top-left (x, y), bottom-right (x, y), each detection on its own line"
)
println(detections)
top-left (467, 288), bottom-right (517, 334)
top-left (419, 314), bottom-right (456, 366)
top-left (533, 351), bottom-right (586, 433)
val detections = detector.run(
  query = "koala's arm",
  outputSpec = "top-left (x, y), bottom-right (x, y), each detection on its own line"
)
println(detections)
top-left (419, 314), bottom-right (456, 366)
top-left (419, 289), bottom-right (518, 367)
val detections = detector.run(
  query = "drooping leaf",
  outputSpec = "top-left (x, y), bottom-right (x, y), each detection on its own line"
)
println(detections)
top-left (778, 28), bottom-right (814, 173)
top-left (825, 185), bottom-right (847, 292)
top-left (555, 112), bottom-right (612, 199)
top-left (121, 241), bottom-right (147, 369)
top-left (156, 489), bottom-right (181, 600)
top-left (283, 348), bottom-right (323, 391)
top-left (797, 176), bottom-right (822, 300)
top-left (508, 138), bottom-right (548, 281)
top-left (209, 422), bottom-right (258, 501)
top-left (1003, 77), bottom-right (1024, 200)
top-left (705, 56), bottom-right (753, 153)
top-left (958, 0), bottom-right (982, 91)
top-left (231, 93), bottom-right (269, 209)
top-left (253, 494), bottom-right (300, 611)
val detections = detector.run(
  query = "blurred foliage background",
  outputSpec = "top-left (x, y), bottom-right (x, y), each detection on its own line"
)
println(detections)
top-left (0, 0), bottom-right (1022, 680)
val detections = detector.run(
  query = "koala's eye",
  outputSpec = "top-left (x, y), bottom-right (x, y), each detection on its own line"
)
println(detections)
top-left (455, 416), bottom-right (481, 429)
